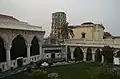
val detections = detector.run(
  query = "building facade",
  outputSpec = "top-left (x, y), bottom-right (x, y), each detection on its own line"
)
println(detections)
top-left (69, 22), bottom-right (104, 40)
top-left (0, 14), bottom-right (45, 72)
top-left (51, 12), bottom-right (66, 39)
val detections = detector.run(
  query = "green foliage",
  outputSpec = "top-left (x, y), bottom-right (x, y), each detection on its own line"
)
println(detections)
top-left (102, 46), bottom-right (114, 64)
top-left (91, 65), bottom-right (120, 79)
top-left (59, 22), bottom-right (74, 40)
top-left (48, 62), bottom-right (98, 79)
top-left (8, 63), bottom-right (120, 79)
top-left (8, 69), bottom-right (49, 79)
top-left (30, 69), bottom-right (48, 79)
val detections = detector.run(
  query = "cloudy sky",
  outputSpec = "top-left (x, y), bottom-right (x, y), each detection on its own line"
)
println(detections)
top-left (0, 0), bottom-right (120, 37)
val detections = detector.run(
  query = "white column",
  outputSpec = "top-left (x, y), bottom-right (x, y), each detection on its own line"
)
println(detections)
top-left (83, 52), bottom-right (87, 61)
top-left (101, 55), bottom-right (104, 63)
top-left (27, 43), bottom-right (31, 64)
top-left (92, 48), bottom-right (95, 62)
top-left (39, 44), bottom-right (43, 60)
top-left (83, 48), bottom-right (87, 62)
top-left (71, 51), bottom-right (74, 60)
top-left (5, 44), bottom-right (11, 70)
top-left (92, 53), bottom-right (95, 62)
top-left (70, 47), bottom-right (75, 60)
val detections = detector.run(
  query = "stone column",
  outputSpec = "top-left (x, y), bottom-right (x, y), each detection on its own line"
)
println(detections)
top-left (92, 53), bottom-right (95, 62)
top-left (70, 47), bottom-right (75, 60)
top-left (92, 48), bottom-right (95, 62)
top-left (39, 43), bottom-right (43, 60)
top-left (83, 48), bottom-right (87, 62)
top-left (101, 55), bottom-right (104, 63)
top-left (83, 52), bottom-right (87, 61)
top-left (71, 51), bottom-right (74, 60)
top-left (27, 43), bottom-right (31, 64)
top-left (5, 44), bottom-right (11, 70)
top-left (69, 47), bottom-right (76, 60)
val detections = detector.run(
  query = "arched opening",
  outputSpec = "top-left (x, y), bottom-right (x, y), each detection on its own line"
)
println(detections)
top-left (115, 51), bottom-right (120, 57)
top-left (30, 36), bottom-right (39, 56)
top-left (81, 32), bottom-right (86, 38)
top-left (86, 48), bottom-right (92, 61)
top-left (95, 49), bottom-right (102, 62)
top-left (10, 35), bottom-right (27, 60)
top-left (73, 46), bottom-right (83, 61)
top-left (0, 37), bottom-right (6, 62)
top-left (51, 53), bottom-right (55, 59)
top-left (114, 50), bottom-right (120, 65)
top-left (67, 46), bottom-right (71, 60)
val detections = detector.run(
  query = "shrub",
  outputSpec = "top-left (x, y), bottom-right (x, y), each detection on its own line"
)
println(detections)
top-left (90, 65), bottom-right (120, 79)
top-left (27, 67), bottom-right (32, 72)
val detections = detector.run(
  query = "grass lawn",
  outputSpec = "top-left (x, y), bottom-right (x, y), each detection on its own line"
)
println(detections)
top-left (48, 62), bottom-right (100, 79)
top-left (3, 62), bottom-right (102, 79)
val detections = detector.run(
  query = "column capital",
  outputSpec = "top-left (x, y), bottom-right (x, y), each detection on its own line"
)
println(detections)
top-left (4, 44), bottom-right (12, 50)
top-left (81, 47), bottom-right (87, 53)
top-left (26, 43), bottom-right (31, 47)
top-left (91, 48), bottom-right (96, 54)
top-left (38, 42), bottom-right (42, 46)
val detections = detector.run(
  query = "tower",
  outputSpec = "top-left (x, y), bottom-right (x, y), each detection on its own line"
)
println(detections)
top-left (51, 12), bottom-right (66, 39)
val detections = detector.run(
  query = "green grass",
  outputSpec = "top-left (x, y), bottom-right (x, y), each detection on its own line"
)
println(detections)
top-left (4, 62), bottom-right (103, 79)
top-left (47, 62), bottom-right (100, 79)
top-left (4, 69), bottom-right (48, 79)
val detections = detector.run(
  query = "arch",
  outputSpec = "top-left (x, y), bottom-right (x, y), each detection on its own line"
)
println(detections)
top-left (95, 49), bottom-right (102, 62)
top-left (30, 36), bottom-right (39, 56)
top-left (0, 34), bottom-right (6, 45)
top-left (86, 47), bottom-right (92, 61)
top-left (10, 35), bottom-right (27, 60)
top-left (0, 37), bottom-right (6, 62)
top-left (51, 53), bottom-right (55, 59)
top-left (11, 34), bottom-right (28, 44)
top-left (73, 46), bottom-right (83, 61)
top-left (113, 49), bottom-right (119, 56)
top-left (115, 50), bottom-right (120, 57)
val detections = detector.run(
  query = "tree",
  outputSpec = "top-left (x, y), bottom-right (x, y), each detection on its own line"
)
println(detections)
top-left (58, 22), bottom-right (74, 61)
top-left (102, 46), bottom-right (115, 65)
top-left (59, 22), bottom-right (74, 41)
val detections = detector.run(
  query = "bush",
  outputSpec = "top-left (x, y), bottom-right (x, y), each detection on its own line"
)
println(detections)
top-left (10, 67), bottom-right (14, 71)
top-left (32, 70), bottom-right (48, 79)
top-left (90, 66), bottom-right (120, 79)
top-left (27, 67), bottom-right (32, 72)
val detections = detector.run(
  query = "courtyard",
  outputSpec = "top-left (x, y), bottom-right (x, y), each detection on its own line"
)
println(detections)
top-left (2, 62), bottom-right (115, 79)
